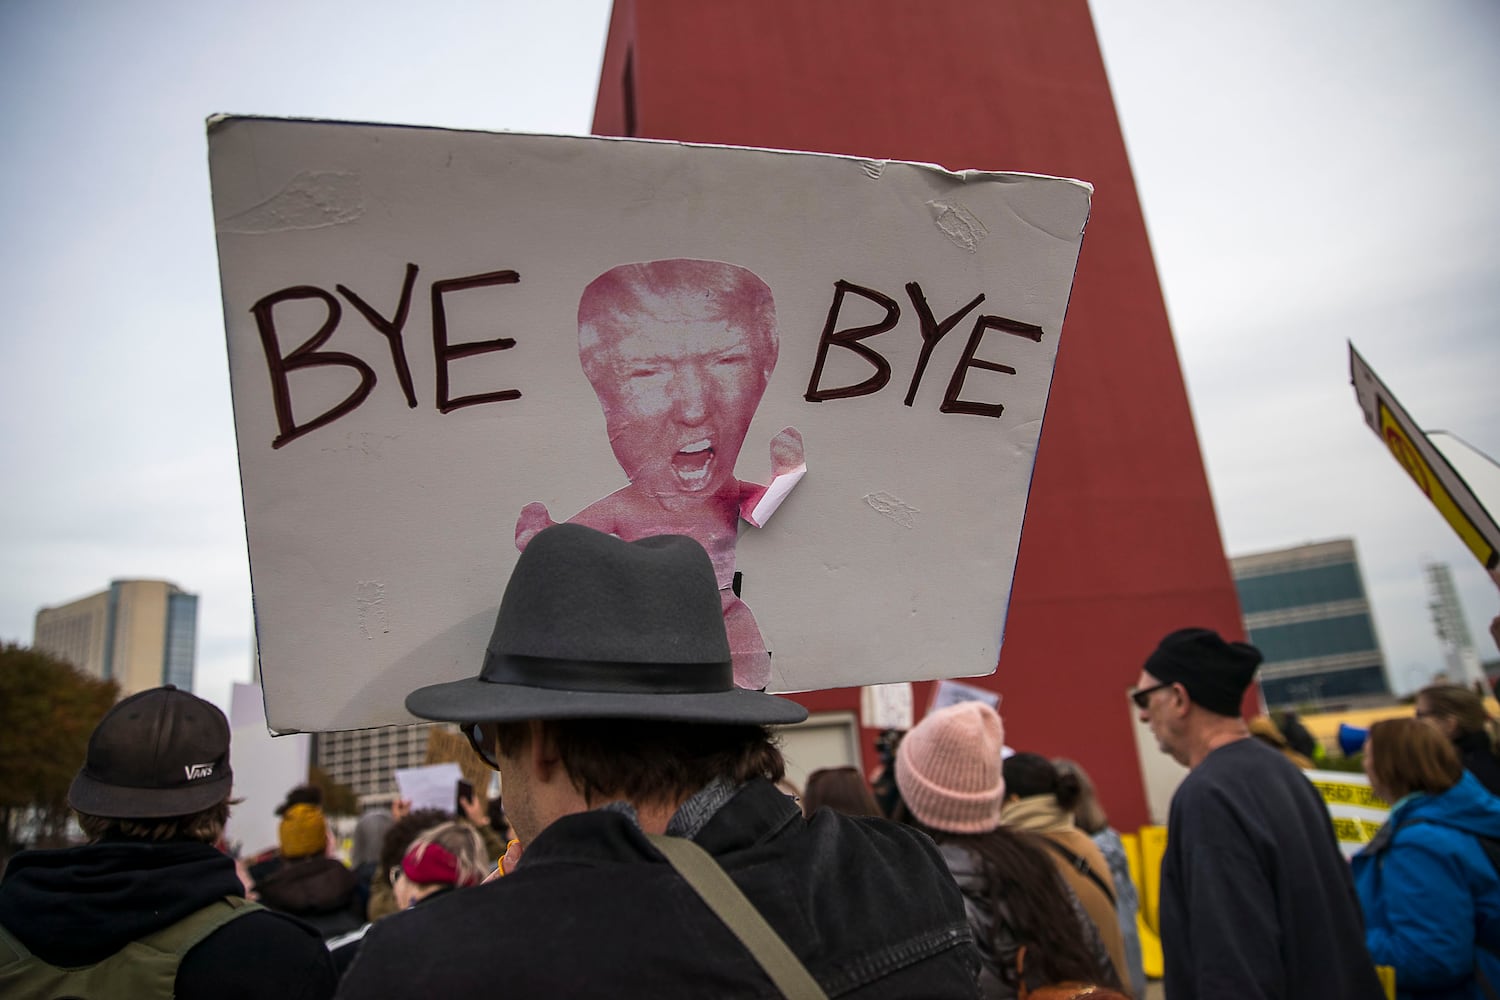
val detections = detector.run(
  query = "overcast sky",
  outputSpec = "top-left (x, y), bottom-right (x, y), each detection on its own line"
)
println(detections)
top-left (1, 1), bottom-right (1495, 713)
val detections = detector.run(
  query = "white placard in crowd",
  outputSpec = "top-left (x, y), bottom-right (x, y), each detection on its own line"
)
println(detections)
top-left (393, 762), bottom-right (464, 815)
top-left (209, 118), bottom-right (1092, 731)
top-left (861, 682), bottom-right (915, 731)
top-left (930, 679), bottom-right (1003, 714)
top-left (225, 682), bottom-right (311, 856)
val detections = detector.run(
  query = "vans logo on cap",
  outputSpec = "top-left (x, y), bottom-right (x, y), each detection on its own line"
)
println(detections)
top-left (185, 763), bottom-right (215, 780)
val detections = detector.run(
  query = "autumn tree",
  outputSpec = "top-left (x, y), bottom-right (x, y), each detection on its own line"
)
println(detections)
top-left (0, 643), bottom-right (118, 864)
top-left (307, 765), bottom-right (359, 817)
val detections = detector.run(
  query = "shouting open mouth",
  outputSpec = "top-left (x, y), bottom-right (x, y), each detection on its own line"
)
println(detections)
top-left (670, 438), bottom-right (715, 490)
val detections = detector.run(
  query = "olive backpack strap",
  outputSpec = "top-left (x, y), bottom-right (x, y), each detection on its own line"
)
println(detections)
top-left (647, 833), bottom-right (828, 1000)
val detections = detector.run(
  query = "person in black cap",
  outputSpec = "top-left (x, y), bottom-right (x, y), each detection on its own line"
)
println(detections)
top-left (1130, 628), bottom-right (1383, 1000)
top-left (338, 523), bottom-right (980, 998)
top-left (0, 685), bottom-right (337, 999)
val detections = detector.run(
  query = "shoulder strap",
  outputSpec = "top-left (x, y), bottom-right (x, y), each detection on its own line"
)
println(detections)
top-left (1037, 837), bottom-right (1116, 909)
top-left (0, 921), bottom-right (30, 966)
top-left (646, 833), bottom-right (828, 1000)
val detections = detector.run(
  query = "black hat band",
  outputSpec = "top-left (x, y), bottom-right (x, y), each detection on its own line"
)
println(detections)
top-left (481, 652), bottom-right (734, 695)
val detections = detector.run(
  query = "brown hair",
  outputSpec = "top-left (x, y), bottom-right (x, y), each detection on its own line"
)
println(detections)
top-left (1050, 759), bottom-right (1108, 835)
top-left (1367, 718), bottom-right (1463, 800)
top-left (379, 808), bottom-right (452, 875)
top-left (495, 718), bottom-right (784, 808)
top-left (802, 766), bottom-right (882, 818)
top-left (77, 799), bottom-right (232, 844)
top-left (894, 800), bottom-right (1110, 990)
top-left (1418, 684), bottom-right (1494, 740)
top-left (1003, 753), bottom-right (1082, 813)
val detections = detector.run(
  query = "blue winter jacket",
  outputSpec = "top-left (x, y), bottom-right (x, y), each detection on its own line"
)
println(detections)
top-left (1352, 771), bottom-right (1500, 999)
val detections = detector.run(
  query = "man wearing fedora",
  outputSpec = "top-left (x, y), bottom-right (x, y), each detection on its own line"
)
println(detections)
top-left (1131, 628), bottom-right (1383, 1000)
top-left (338, 524), bottom-right (981, 998)
top-left (0, 685), bottom-right (338, 999)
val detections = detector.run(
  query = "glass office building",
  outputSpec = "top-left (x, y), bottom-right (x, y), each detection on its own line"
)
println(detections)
top-left (35, 579), bottom-right (199, 697)
top-left (1231, 539), bottom-right (1391, 708)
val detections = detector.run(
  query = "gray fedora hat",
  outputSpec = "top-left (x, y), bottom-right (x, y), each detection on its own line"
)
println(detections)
top-left (406, 524), bottom-right (808, 726)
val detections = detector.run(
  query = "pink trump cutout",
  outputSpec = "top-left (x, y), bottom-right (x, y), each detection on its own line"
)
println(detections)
top-left (514, 259), bottom-right (806, 690)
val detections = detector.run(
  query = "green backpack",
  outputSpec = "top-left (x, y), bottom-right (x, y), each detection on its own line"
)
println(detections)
top-left (0, 895), bottom-right (261, 999)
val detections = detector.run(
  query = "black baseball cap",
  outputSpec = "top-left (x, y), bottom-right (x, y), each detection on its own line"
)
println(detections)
top-left (68, 685), bottom-right (234, 819)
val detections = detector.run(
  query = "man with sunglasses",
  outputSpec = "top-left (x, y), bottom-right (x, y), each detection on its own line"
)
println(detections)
top-left (336, 524), bottom-right (981, 998)
top-left (1131, 628), bottom-right (1382, 1000)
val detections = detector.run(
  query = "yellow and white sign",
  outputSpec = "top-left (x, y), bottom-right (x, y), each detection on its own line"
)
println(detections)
top-left (1306, 768), bottom-right (1389, 859)
top-left (1350, 344), bottom-right (1500, 571)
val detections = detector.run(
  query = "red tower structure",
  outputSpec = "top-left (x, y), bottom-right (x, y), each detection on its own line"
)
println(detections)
top-left (593, 0), bottom-right (1242, 828)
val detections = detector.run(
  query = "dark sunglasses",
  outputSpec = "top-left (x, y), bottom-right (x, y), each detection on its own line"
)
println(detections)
top-left (465, 722), bottom-right (500, 770)
top-left (1129, 681), bottom-right (1174, 710)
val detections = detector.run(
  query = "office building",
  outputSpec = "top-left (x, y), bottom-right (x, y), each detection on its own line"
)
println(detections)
top-left (1231, 539), bottom-right (1391, 708)
top-left (313, 724), bottom-right (438, 804)
top-left (34, 579), bottom-right (198, 697)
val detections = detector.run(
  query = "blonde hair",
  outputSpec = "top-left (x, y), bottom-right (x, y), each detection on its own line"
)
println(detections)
top-left (1418, 684), bottom-right (1495, 743)
top-left (403, 820), bottom-right (489, 888)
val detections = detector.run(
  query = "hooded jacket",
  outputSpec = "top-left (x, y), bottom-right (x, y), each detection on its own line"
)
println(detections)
top-left (0, 838), bottom-right (336, 1000)
top-left (254, 855), bottom-right (363, 939)
top-left (1353, 770), bottom-right (1500, 1000)
top-left (1453, 730), bottom-right (1500, 799)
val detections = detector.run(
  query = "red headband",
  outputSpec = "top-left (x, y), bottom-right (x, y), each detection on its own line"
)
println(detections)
top-left (401, 842), bottom-right (477, 887)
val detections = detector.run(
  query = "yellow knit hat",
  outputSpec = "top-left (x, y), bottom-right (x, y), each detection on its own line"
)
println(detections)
top-left (279, 802), bottom-right (327, 859)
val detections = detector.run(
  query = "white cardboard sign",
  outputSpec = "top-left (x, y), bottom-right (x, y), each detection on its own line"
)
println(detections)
top-left (208, 118), bottom-right (1092, 731)
top-left (393, 762), bottom-right (464, 816)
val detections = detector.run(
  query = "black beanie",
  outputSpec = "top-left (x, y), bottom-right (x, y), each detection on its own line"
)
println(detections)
top-left (1143, 628), bottom-right (1262, 717)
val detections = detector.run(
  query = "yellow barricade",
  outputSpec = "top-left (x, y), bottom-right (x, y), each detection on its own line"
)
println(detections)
top-left (1123, 826), bottom-right (1167, 980)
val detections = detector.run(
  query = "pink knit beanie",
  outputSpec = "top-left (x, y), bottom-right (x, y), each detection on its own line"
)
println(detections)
top-left (895, 701), bottom-right (1006, 834)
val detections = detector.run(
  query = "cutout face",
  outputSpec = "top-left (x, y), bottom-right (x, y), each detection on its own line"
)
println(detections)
top-left (585, 311), bottom-right (771, 501)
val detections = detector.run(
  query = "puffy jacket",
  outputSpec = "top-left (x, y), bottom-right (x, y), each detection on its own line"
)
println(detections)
top-left (1353, 771), bottom-right (1500, 999)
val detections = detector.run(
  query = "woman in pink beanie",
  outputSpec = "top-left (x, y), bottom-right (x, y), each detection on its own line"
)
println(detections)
top-left (894, 701), bottom-right (1124, 999)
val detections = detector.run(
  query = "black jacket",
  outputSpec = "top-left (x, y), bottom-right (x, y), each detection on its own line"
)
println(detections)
top-left (337, 777), bottom-right (981, 998)
top-left (0, 838), bottom-right (336, 1000)
top-left (255, 856), bottom-right (364, 939)
top-left (1455, 729), bottom-right (1500, 798)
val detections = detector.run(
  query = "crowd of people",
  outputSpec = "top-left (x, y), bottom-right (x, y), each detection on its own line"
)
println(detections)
top-left (2, 524), bottom-right (1500, 998)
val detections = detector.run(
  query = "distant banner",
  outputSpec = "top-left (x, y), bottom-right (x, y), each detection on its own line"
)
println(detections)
top-left (1306, 769), bottom-right (1389, 859)
top-left (1350, 344), bottom-right (1500, 571)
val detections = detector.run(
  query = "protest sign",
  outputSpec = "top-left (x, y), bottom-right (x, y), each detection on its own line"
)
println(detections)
top-left (225, 683), bottom-right (311, 855)
top-left (208, 117), bottom-right (1092, 731)
top-left (394, 762), bottom-right (464, 815)
top-left (929, 679), bottom-right (1003, 713)
top-left (1305, 769), bottom-right (1389, 860)
top-left (1350, 345), bottom-right (1500, 577)
top-left (860, 683), bottom-right (914, 731)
